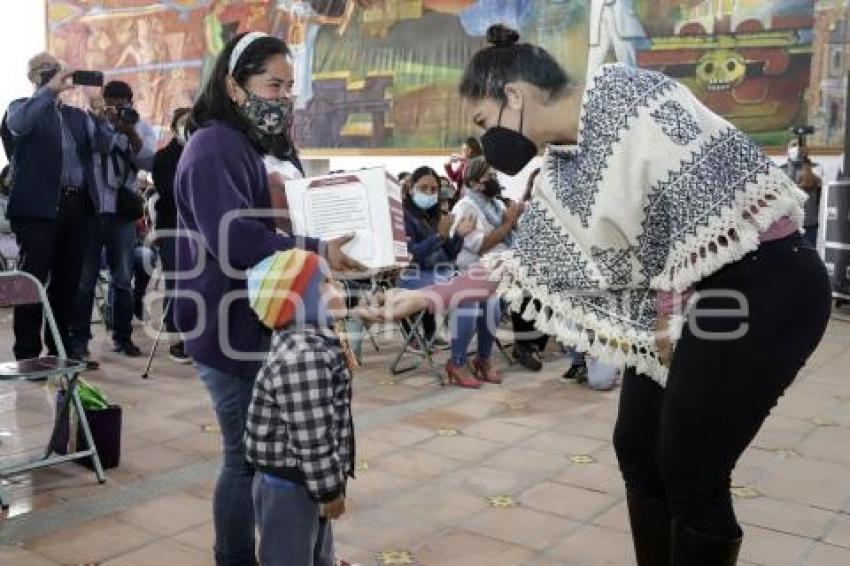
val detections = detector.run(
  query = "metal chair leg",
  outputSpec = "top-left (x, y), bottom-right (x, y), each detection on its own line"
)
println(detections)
top-left (390, 312), bottom-right (444, 384)
top-left (69, 374), bottom-right (106, 483)
top-left (43, 380), bottom-right (73, 459)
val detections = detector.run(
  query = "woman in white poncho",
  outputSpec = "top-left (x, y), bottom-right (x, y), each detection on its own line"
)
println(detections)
top-left (370, 24), bottom-right (832, 566)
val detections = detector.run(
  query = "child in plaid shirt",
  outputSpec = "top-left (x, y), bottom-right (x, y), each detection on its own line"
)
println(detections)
top-left (245, 249), bottom-right (357, 566)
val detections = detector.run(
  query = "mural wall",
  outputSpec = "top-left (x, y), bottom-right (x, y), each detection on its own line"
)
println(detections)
top-left (46, 0), bottom-right (833, 150)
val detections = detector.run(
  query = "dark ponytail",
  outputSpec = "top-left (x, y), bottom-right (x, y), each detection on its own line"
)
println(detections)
top-left (459, 24), bottom-right (571, 102)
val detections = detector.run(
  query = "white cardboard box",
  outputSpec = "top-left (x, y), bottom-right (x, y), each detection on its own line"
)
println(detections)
top-left (284, 167), bottom-right (409, 271)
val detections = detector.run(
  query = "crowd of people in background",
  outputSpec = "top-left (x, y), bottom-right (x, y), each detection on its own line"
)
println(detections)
top-left (0, 52), bottom-right (193, 370)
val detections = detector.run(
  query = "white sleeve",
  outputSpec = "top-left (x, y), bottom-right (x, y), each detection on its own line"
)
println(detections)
top-left (451, 200), bottom-right (485, 254)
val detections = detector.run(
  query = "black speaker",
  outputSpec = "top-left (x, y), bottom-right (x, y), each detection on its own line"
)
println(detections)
top-left (824, 180), bottom-right (850, 298)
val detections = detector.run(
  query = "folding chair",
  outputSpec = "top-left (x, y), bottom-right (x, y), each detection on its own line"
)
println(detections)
top-left (390, 310), bottom-right (445, 384)
top-left (0, 271), bottom-right (106, 509)
top-left (339, 278), bottom-right (382, 365)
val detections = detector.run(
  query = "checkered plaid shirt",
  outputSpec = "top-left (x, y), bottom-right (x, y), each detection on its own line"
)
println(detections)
top-left (245, 326), bottom-right (355, 502)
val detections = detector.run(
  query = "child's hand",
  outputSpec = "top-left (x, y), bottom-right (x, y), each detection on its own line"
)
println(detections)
top-left (321, 496), bottom-right (346, 520)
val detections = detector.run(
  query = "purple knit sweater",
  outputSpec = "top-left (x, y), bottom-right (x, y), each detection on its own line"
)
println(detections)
top-left (173, 120), bottom-right (322, 379)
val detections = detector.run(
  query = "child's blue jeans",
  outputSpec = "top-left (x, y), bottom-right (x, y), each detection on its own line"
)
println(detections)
top-left (253, 473), bottom-right (335, 566)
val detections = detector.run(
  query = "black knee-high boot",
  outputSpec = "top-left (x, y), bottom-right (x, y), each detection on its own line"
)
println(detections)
top-left (626, 492), bottom-right (672, 566)
top-left (671, 522), bottom-right (741, 566)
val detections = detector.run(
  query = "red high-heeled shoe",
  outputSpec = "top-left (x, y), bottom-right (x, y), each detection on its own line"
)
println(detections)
top-left (472, 357), bottom-right (502, 384)
top-left (445, 361), bottom-right (483, 389)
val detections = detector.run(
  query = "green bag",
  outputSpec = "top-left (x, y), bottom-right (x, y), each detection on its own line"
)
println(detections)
top-left (77, 379), bottom-right (109, 411)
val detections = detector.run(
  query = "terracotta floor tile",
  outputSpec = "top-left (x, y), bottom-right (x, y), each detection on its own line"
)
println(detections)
top-left (546, 524), bottom-right (636, 565)
top-left (346, 468), bottom-right (418, 505)
top-left (117, 492), bottom-right (211, 536)
top-left (332, 506), bottom-right (438, 551)
top-left (384, 483), bottom-right (486, 525)
top-left (823, 513), bottom-right (850, 549)
top-left (483, 447), bottom-right (570, 476)
top-left (756, 458), bottom-right (850, 511)
top-left (23, 516), bottom-right (155, 564)
top-left (519, 481), bottom-right (619, 522)
top-left (550, 416), bottom-right (615, 442)
top-left (402, 409), bottom-right (477, 430)
top-left (2, 319), bottom-right (850, 565)
top-left (465, 506), bottom-right (581, 551)
top-left (448, 398), bottom-right (508, 419)
top-left (0, 546), bottom-right (56, 566)
top-left (797, 426), bottom-right (850, 464)
top-left (164, 430), bottom-right (222, 456)
top-left (552, 462), bottom-right (626, 496)
top-left (411, 529), bottom-right (534, 566)
top-left (416, 435), bottom-right (501, 462)
top-left (522, 432), bottom-right (607, 457)
top-left (355, 437), bottom-right (398, 460)
top-left (169, 521), bottom-right (214, 554)
top-left (461, 420), bottom-right (538, 444)
top-left (373, 449), bottom-right (462, 481)
top-left (739, 524), bottom-right (812, 566)
top-left (736, 497), bottom-right (837, 539)
top-left (119, 444), bottom-right (201, 475)
top-left (362, 423), bottom-right (436, 448)
top-left (592, 500), bottom-right (630, 533)
top-left (103, 540), bottom-right (211, 566)
top-left (803, 542), bottom-right (850, 565)
top-left (434, 465), bottom-right (536, 497)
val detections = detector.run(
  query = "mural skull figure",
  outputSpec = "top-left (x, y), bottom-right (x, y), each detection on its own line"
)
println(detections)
top-left (696, 49), bottom-right (746, 92)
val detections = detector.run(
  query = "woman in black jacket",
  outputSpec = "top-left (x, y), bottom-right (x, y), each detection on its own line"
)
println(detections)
top-left (151, 107), bottom-right (191, 363)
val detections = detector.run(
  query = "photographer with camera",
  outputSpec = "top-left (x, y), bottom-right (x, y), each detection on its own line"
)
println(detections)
top-left (784, 127), bottom-right (822, 248)
top-left (71, 80), bottom-right (156, 359)
top-left (3, 53), bottom-right (109, 360)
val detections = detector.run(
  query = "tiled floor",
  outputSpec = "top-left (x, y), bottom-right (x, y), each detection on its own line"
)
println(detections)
top-left (1, 312), bottom-right (850, 565)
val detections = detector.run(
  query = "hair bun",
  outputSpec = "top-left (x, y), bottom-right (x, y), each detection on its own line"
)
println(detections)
top-left (486, 24), bottom-right (520, 47)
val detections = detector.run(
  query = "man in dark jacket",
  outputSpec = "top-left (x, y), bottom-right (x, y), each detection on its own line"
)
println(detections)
top-left (152, 107), bottom-right (191, 363)
top-left (5, 53), bottom-right (106, 360)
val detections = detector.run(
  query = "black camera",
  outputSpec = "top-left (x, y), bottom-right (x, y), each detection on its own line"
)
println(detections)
top-left (790, 125), bottom-right (815, 137)
top-left (790, 125), bottom-right (815, 146)
top-left (118, 107), bottom-right (140, 127)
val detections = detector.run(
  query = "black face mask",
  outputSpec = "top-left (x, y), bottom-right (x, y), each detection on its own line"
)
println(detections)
top-left (482, 178), bottom-right (503, 198)
top-left (480, 103), bottom-right (538, 176)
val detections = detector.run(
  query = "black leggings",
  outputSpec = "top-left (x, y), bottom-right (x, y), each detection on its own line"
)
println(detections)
top-left (614, 233), bottom-right (832, 538)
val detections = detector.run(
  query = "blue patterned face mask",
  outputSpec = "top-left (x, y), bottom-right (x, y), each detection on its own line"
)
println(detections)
top-left (412, 190), bottom-right (439, 210)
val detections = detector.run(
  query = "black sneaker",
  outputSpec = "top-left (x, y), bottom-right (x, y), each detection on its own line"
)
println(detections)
top-left (560, 363), bottom-right (588, 384)
top-left (169, 342), bottom-right (192, 364)
top-left (70, 348), bottom-right (99, 371)
top-left (514, 346), bottom-right (543, 372)
top-left (133, 300), bottom-right (144, 321)
top-left (429, 336), bottom-right (451, 350)
top-left (113, 340), bottom-right (142, 357)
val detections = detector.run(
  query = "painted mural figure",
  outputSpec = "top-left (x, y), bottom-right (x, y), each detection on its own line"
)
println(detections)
top-left (273, 0), bottom-right (356, 110)
top-left (586, 0), bottom-right (647, 81)
top-left (201, 0), bottom-right (227, 87)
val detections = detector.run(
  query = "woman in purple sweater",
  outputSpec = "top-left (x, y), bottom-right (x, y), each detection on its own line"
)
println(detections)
top-left (173, 32), bottom-right (362, 566)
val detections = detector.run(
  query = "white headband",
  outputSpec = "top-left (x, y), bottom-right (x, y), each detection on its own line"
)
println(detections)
top-left (228, 32), bottom-right (269, 75)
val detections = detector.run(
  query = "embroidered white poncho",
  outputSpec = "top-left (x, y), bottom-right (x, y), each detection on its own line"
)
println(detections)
top-left (487, 63), bottom-right (806, 385)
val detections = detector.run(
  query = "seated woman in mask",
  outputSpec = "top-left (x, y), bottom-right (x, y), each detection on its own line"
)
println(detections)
top-left (399, 166), bottom-right (475, 351)
top-left (445, 157), bottom-right (523, 388)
